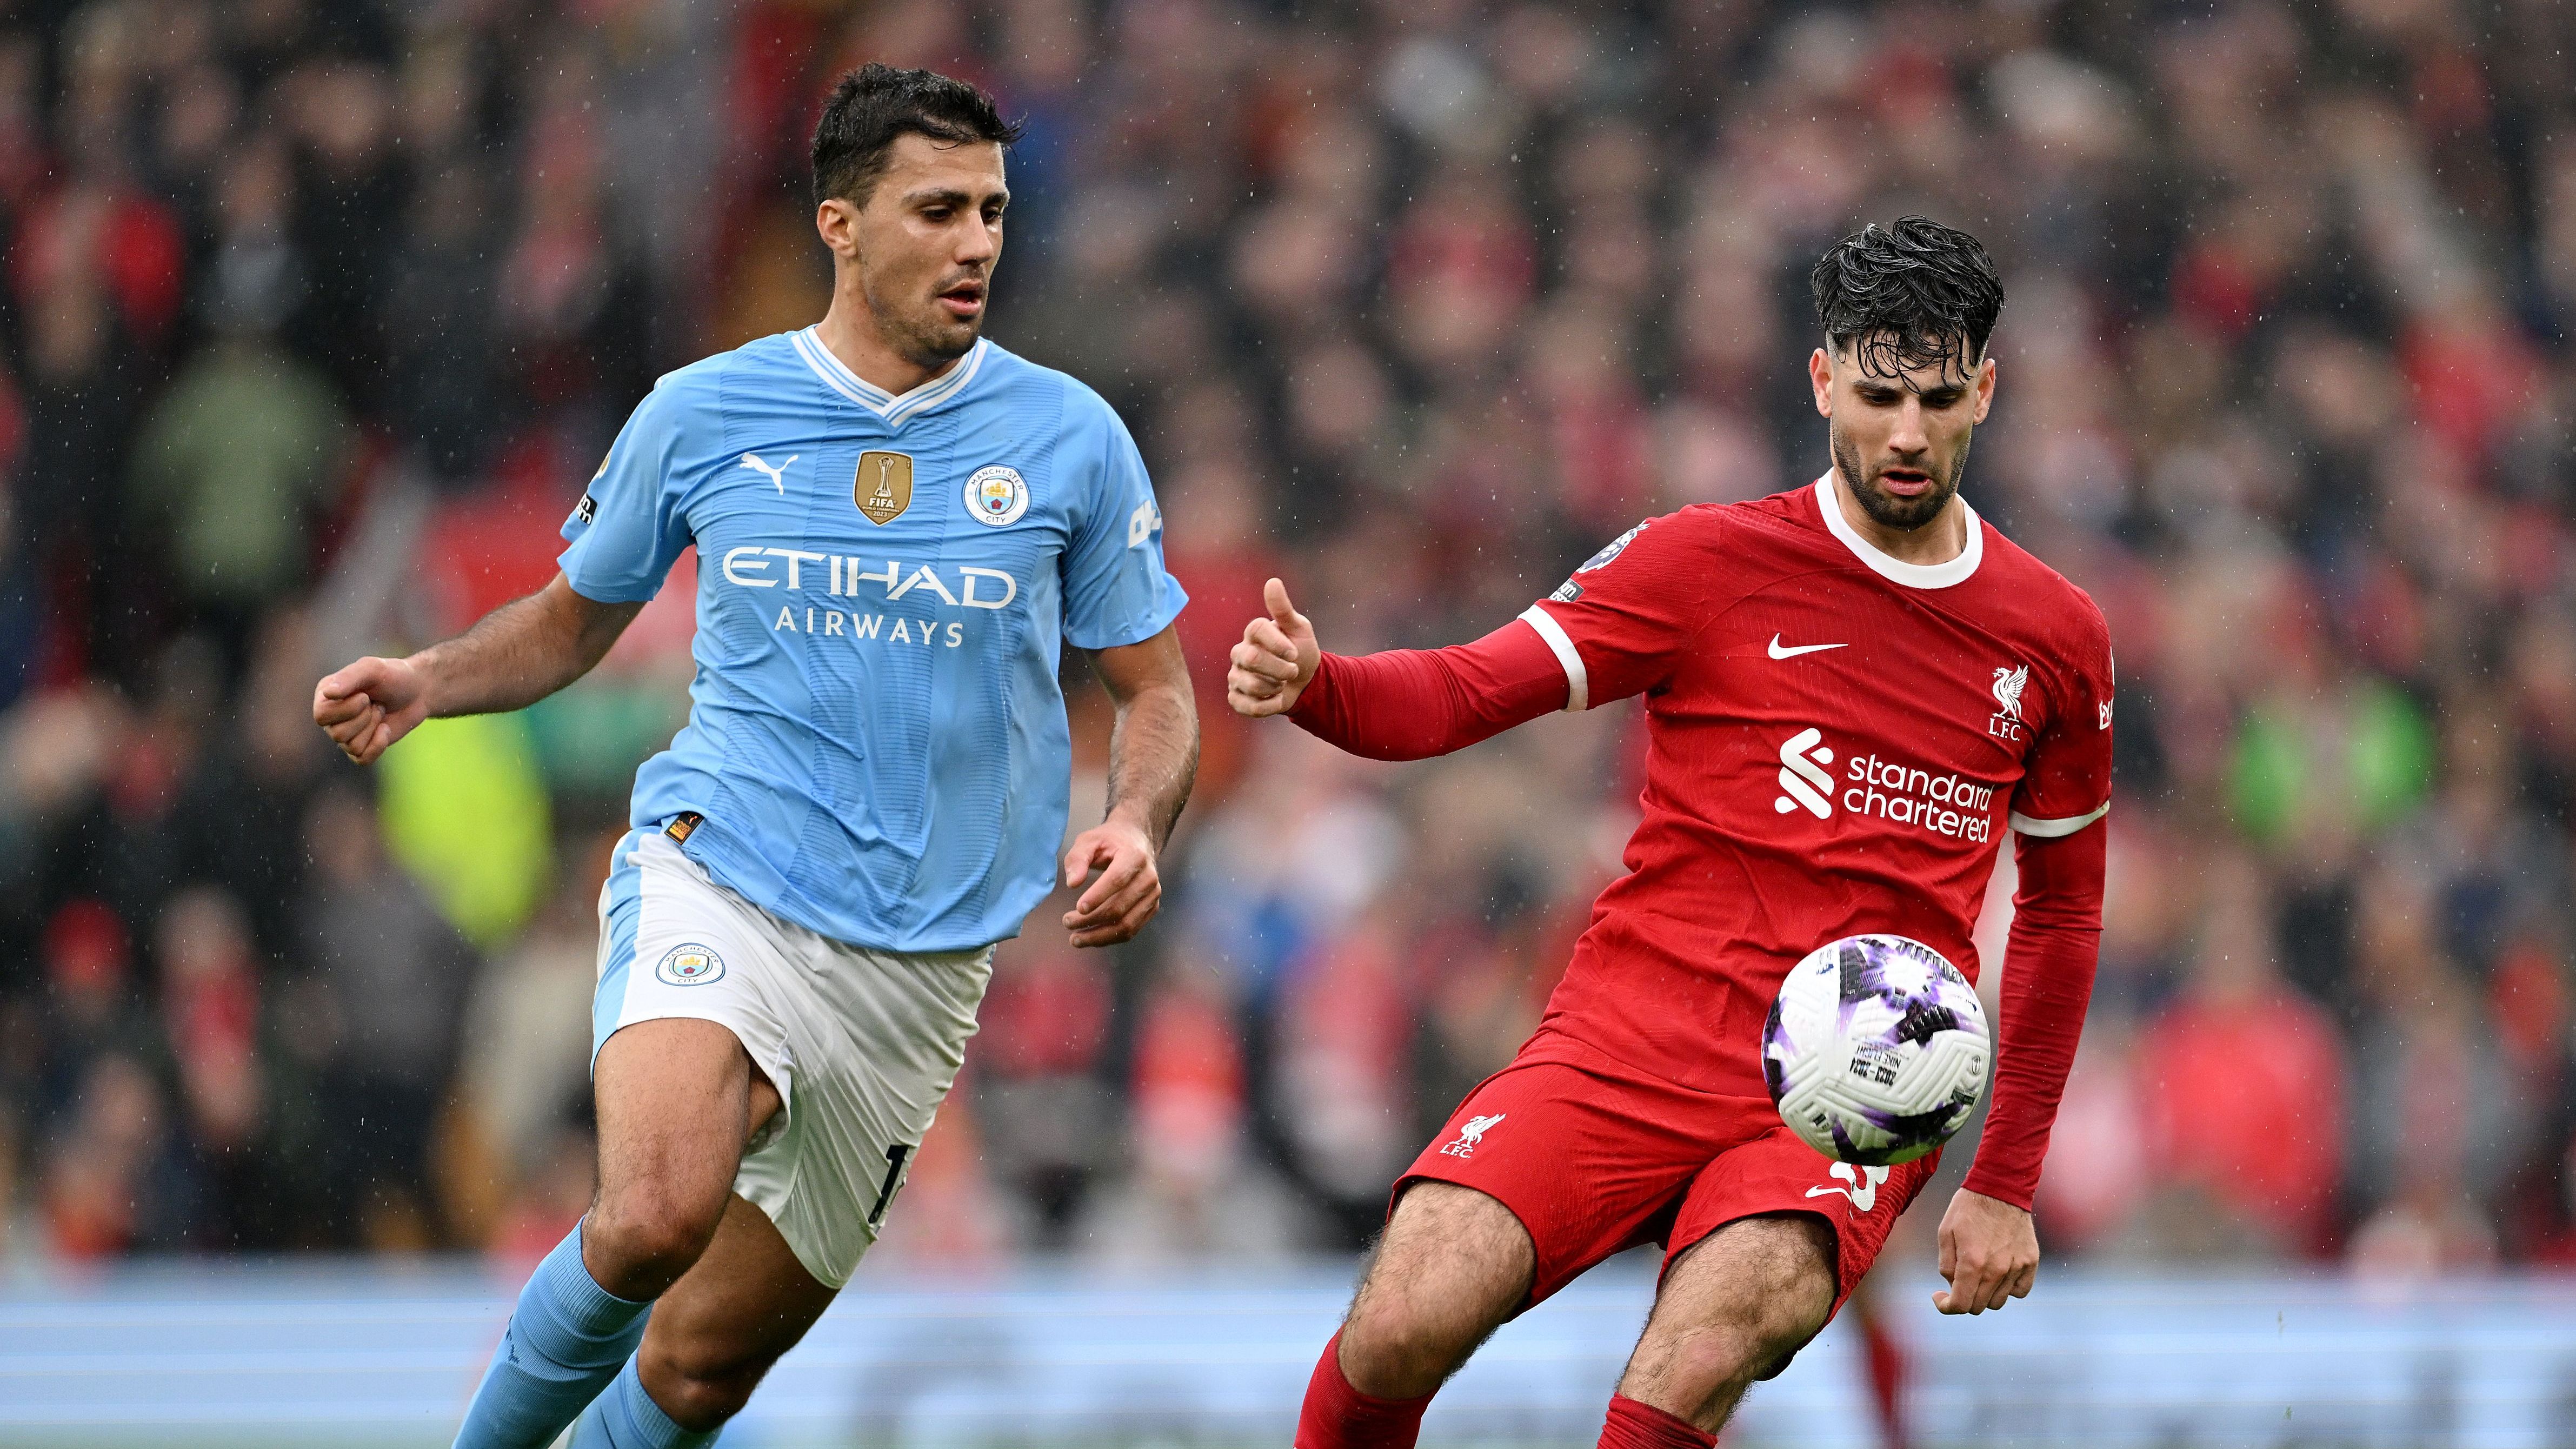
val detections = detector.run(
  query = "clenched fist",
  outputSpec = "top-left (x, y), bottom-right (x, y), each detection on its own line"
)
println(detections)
top-left (1226, 577), bottom-right (1321, 717)
top-left (313, 655), bottom-right (430, 765)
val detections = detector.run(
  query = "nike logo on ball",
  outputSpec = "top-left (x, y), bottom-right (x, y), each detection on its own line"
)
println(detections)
top-left (1768, 635), bottom-right (1848, 659)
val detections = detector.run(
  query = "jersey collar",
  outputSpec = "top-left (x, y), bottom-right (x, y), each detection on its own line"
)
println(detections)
top-left (1812, 473), bottom-right (1983, 589)
top-left (792, 328), bottom-right (989, 427)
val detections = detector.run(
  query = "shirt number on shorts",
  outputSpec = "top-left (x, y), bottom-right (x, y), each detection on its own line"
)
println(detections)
top-left (869, 1143), bottom-right (914, 1227)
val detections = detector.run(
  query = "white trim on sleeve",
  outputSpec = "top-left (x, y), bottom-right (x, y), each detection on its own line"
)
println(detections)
top-left (2009, 801), bottom-right (2110, 838)
top-left (1517, 604), bottom-right (1588, 713)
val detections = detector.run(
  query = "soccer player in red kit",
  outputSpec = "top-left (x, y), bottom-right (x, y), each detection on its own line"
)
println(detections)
top-left (1227, 218), bottom-right (2111, 1449)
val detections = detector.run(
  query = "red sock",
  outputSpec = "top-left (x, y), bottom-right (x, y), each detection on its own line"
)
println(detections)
top-left (1295, 1331), bottom-right (1435, 1449)
top-left (1597, 1393), bottom-right (1716, 1449)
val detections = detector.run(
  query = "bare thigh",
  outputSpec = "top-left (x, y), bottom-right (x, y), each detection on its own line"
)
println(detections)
top-left (635, 1193), bottom-right (839, 1432)
top-left (1618, 1212), bottom-right (1837, 1432)
top-left (586, 1018), bottom-right (783, 1300)
top-left (1335, 1181), bottom-right (1538, 1399)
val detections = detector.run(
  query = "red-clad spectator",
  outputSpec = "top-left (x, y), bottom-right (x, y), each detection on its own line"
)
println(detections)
top-left (2137, 866), bottom-right (2347, 1255)
top-left (9, 183), bottom-right (187, 346)
top-left (156, 888), bottom-right (262, 1152)
top-left (1280, 911), bottom-right (1414, 1210)
top-left (976, 935), bottom-right (1116, 1241)
top-left (1129, 967), bottom-right (1248, 1184)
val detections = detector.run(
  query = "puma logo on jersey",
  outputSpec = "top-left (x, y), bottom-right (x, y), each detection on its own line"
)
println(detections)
top-left (1768, 635), bottom-right (1847, 659)
top-left (1804, 1161), bottom-right (1891, 1213)
top-left (739, 452), bottom-right (798, 494)
top-left (1440, 1113), bottom-right (1507, 1158)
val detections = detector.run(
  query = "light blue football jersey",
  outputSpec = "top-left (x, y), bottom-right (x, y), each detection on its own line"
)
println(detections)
top-left (558, 329), bottom-right (1187, 952)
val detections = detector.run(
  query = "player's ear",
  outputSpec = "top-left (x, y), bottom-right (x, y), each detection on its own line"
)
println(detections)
top-left (1808, 347), bottom-right (1835, 418)
top-left (1972, 354), bottom-right (1996, 424)
top-left (815, 197), bottom-right (861, 260)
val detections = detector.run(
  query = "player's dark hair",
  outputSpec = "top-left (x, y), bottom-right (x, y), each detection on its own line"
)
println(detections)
top-left (810, 63), bottom-right (1023, 209)
top-left (1810, 217), bottom-right (2005, 382)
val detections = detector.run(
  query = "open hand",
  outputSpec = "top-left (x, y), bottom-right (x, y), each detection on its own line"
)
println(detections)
top-left (1061, 814), bottom-right (1161, 948)
top-left (313, 656), bottom-right (430, 765)
top-left (1933, 1187), bottom-right (2038, 1314)
top-left (1226, 577), bottom-right (1320, 718)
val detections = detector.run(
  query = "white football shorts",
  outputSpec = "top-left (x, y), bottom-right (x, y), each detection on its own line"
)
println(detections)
top-left (591, 827), bottom-right (993, 1288)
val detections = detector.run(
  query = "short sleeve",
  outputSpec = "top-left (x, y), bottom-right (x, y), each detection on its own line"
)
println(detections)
top-left (557, 382), bottom-right (695, 604)
top-left (2008, 602), bottom-right (2115, 837)
top-left (1517, 513), bottom-right (1714, 711)
top-left (1060, 401), bottom-right (1188, 650)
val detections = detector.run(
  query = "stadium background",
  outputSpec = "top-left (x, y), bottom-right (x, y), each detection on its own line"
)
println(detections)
top-left (0, 0), bottom-right (2573, 1443)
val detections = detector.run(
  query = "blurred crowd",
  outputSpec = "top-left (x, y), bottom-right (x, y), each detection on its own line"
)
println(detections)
top-left (0, 0), bottom-right (2571, 1278)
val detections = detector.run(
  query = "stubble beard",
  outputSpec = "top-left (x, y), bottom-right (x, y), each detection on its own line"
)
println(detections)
top-left (1830, 421), bottom-right (1969, 534)
top-left (862, 268), bottom-right (982, 371)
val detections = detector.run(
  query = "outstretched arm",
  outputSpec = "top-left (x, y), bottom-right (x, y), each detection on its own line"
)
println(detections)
top-left (1935, 820), bottom-right (2106, 1314)
top-left (1063, 623), bottom-right (1197, 948)
top-left (1227, 579), bottom-right (1568, 760)
top-left (313, 574), bottom-right (643, 765)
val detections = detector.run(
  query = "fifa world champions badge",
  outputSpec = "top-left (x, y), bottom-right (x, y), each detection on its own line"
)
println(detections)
top-left (854, 451), bottom-right (915, 524)
top-left (965, 464), bottom-right (1030, 527)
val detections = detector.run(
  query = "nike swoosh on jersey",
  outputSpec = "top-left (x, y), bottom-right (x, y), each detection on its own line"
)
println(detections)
top-left (1768, 635), bottom-right (1848, 659)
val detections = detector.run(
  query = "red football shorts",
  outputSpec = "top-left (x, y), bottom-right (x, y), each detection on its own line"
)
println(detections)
top-left (1397, 1039), bottom-right (1938, 1339)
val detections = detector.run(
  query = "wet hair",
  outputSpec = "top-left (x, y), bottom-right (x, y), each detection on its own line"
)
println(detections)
top-left (810, 63), bottom-right (1023, 209)
top-left (1809, 217), bottom-right (2005, 383)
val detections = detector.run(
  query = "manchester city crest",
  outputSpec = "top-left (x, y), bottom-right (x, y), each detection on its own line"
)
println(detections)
top-left (656, 943), bottom-right (725, 987)
top-left (964, 464), bottom-right (1030, 527)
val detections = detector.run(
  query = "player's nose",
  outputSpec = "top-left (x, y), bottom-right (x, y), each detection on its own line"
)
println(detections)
top-left (1888, 398), bottom-right (1931, 451)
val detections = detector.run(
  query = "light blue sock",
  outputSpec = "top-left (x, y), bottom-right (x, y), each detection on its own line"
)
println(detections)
top-left (453, 1223), bottom-right (652, 1449)
top-left (569, 1355), bottom-right (719, 1448)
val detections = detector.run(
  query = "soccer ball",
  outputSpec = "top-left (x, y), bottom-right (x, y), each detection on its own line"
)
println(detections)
top-left (1761, 934), bottom-right (1991, 1166)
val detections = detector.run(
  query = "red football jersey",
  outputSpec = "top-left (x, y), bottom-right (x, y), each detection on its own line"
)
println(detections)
top-left (1504, 476), bottom-right (2115, 1097)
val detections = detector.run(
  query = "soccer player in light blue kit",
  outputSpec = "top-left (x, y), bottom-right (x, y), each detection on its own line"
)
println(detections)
top-left (312, 65), bottom-right (1197, 1448)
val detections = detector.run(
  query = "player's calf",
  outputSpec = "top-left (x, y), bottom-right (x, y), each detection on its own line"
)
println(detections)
top-left (1614, 1213), bottom-right (1836, 1435)
top-left (623, 1196), bottom-right (839, 1434)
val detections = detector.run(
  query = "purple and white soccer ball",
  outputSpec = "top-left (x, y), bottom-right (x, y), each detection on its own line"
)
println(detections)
top-left (1762, 934), bottom-right (1991, 1166)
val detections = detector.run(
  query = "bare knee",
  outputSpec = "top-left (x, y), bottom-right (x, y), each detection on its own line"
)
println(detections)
top-left (1622, 1214), bottom-right (1835, 1423)
top-left (588, 1019), bottom-right (759, 1300)
top-left (640, 1338), bottom-right (777, 1432)
top-left (1337, 1183), bottom-right (1534, 1399)
top-left (1643, 1315), bottom-right (1802, 1405)
top-left (1339, 1292), bottom-right (1474, 1399)
top-left (584, 1189), bottom-right (724, 1301)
